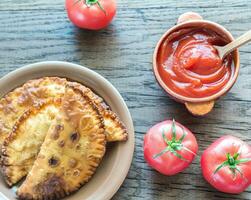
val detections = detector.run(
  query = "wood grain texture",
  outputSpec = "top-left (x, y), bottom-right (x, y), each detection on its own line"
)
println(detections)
top-left (0, 0), bottom-right (251, 199)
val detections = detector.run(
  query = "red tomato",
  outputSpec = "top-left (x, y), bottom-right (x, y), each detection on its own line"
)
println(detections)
top-left (201, 135), bottom-right (251, 194)
top-left (65, 0), bottom-right (116, 30)
top-left (144, 120), bottom-right (198, 175)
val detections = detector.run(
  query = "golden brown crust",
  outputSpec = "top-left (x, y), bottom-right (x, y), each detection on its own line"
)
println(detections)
top-left (66, 82), bottom-right (128, 142)
top-left (0, 77), bottom-right (67, 150)
top-left (0, 76), bottom-right (128, 197)
top-left (103, 109), bottom-right (128, 142)
top-left (0, 76), bottom-right (127, 148)
top-left (1, 99), bottom-right (62, 186)
top-left (17, 85), bottom-right (106, 200)
top-left (66, 82), bottom-right (109, 110)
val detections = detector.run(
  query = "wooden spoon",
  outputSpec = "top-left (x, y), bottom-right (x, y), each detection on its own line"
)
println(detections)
top-left (214, 30), bottom-right (251, 60)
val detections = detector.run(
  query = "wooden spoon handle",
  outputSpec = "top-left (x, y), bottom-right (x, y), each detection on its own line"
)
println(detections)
top-left (221, 30), bottom-right (251, 58)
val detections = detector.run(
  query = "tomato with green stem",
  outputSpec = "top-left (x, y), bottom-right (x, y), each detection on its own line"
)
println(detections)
top-left (144, 119), bottom-right (198, 175)
top-left (65, 0), bottom-right (116, 30)
top-left (201, 135), bottom-right (251, 194)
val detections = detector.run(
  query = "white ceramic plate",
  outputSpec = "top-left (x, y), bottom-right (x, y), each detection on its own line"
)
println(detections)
top-left (0, 61), bottom-right (135, 200)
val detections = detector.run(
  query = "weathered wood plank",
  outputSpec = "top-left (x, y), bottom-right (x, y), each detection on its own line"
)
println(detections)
top-left (0, 0), bottom-right (251, 199)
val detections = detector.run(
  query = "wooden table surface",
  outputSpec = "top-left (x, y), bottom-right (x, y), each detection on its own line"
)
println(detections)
top-left (0, 0), bottom-right (251, 199)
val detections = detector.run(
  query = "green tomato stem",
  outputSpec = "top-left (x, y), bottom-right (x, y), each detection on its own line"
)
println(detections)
top-left (74, 0), bottom-right (106, 15)
top-left (85, 0), bottom-right (106, 15)
top-left (214, 152), bottom-right (251, 179)
top-left (153, 119), bottom-right (196, 161)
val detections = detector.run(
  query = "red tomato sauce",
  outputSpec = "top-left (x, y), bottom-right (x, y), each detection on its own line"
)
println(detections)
top-left (157, 28), bottom-right (233, 98)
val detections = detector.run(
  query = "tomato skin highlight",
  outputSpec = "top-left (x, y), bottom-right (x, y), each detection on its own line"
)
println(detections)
top-left (143, 120), bottom-right (198, 175)
top-left (65, 0), bottom-right (116, 30)
top-left (201, 135), bottom-right (251, 194)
